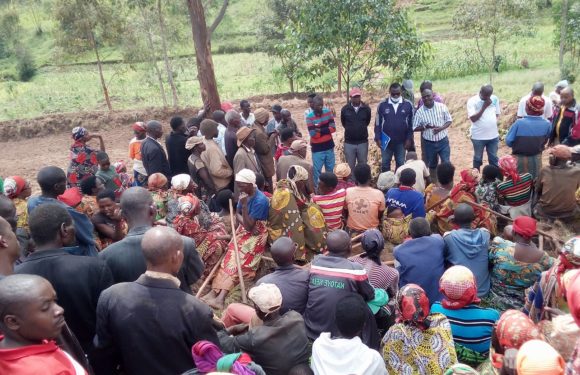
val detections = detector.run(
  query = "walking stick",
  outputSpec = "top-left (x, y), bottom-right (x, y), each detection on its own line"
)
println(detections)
top-left (464, 200), bottom-right (564, 244)
top-left (426, 195), bottom-right (450, 212)
top-left (195, 253), bottom-right (226, 298)
top-left (229, 199), bottom-right (248, 303)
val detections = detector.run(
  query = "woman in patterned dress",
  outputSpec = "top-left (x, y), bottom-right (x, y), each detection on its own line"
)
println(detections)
top-left (66, 126), bottom-right (105, 187)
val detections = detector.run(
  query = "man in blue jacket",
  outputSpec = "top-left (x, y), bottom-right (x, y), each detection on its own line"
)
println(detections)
top-left (374, 82), bottom-right (414, 172)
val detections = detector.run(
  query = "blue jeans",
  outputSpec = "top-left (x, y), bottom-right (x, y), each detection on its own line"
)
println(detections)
top-left (344, 142), bottom-right (368, 176)
top-left (471, 137), bottom-right (499, 169)
top-left (381, 142), bottom-right (406, 172)
top-left (312, 149), bottom-right (336, 188)
top-left (423, 137), bottom-right (451, 169)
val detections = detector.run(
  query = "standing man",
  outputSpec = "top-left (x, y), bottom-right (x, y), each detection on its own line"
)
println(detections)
top-left (307, 95), bottom-right (336, 188)
top-left (550, 87), bottom-right (579, 146)
top-left (251, 108), bottom-right (275, 192)
top-left (375, 82), bottom-right (414, 172)
top-left (341, 87), bottom-right (372, 172)
top-left (141, 120), bottom-right (171, 179)
top-left (240, 99), bottom-right (255, 127)
top-left (517, 82), bottom-right (553, 120)
top-left (266, 104), bottom-right (283, 155)
top-left (200, 119), bottom-right (233, 193)
top-left (165, 116), bottom-right (190, 177)
top-left (413, 89), bottom-right (453, 178)
top-left (211, 110), bottom-right (228, 154)
top-left (467, 85), bottom-right (501, 170)
top-left (224, 110), bottom-right (242, 169)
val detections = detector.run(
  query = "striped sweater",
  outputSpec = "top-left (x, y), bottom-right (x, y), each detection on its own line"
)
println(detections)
top-left (497, 173), bottom-right (533, 206)
top-left (312, 188), bottom-right (346, 230)
top-left (306, 108), bottom-right (336, 152)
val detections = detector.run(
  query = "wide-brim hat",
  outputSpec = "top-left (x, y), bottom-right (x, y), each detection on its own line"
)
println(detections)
top-left (236, 127), bottom-right (255, 147)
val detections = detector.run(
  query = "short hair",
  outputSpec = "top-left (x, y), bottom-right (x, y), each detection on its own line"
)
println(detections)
top-left (80, 176), bottom-right (98, 195)
top-left (240, 99), bottom-right (250, 108)
top-left (96, 151), bottom-right (109, 162)
top-left (312, 95), bottom-right (324, 105)
top-left (307, 93), bottom-right (316, 99)
top-left (225, 110), bottom-right (241, 125)
top-left (120, 187), bottom-right (153, 221)
top-left (409, 217), bottom-right (431, 238)
top-left (482, 164), bottom-right (501, 181)
top-left (186, 116), bottom-right (202, 128)
top-left (280, 127), bottom-right (295, 142)
top-left (436, 162), bottom-right (455, 185)
top-left (389, 82), bottom-right (402, 91)
top-left (353, 163), bottom-right (371, 184)
top-left (212, 110), bottom-right (225, 123)
top-left (216, 189), bottom-right (233, 211)
top-left (146, 120), bottom-right (162, 132)
top-left (420, 80), bottom-right (433, 92)
top-left (28, 203), bottom-right (72, 246)
top-left (0, 274), bottom-right (50, 323)
top-left (0, 196), bottom-right (16, 231)
top-left (335, 294), bottom-right (367, 338)
top-left (37, 166), bottom-right (66, 193)
top-left (255, 174), bottom-right (265, 190)
top-left (399, 168), bottom-right (416, 186)
top-left (170, 116), bottom-right (184, 131)
top-left (318, 172), bottom-right (338, 189)
top-left (200, 119), bottom-right (218, 136)
top-left (97, 189), bottom-right (115, 202)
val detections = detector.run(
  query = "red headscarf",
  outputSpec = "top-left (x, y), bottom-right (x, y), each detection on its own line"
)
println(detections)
top-left (396, 284), bottom-right (431, 330)
top-left (450, 169), bottom-right (479, 198)
top-left (132, 122), bottom-right (146, 132)
top-left (147, 173), bottom-right (168, 190)
top-left (513, 216), bottom-right (537, 239)
top-left (566, 271), bottom-right (580, 327)
top-left (58, 187), bottom-right (83, 208)
top-left (499, 155), bottom-right (520, 183)
top-left (525, 95), bottom-right (545, 116)
top-left (3, 176), bottom-right (26, 199)
top-left (439, 265), bottom-right (480, 309)
top-left (496, 310), bottom-right (542, 350)
top-left (178, 194), bottom-right (200, 216)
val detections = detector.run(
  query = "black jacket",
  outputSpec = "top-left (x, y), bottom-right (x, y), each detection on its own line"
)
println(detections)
top-left (95, 274), bottom-right (219, 375)
top-left (165, 131), bottom-right (190, 176)
top-left (15, 248), bottom-right (114, 352)
top-left (340, 102), bottom-right (372, 144)
top-left (141, 137), bottom-right (171, 178)
top-left (99, 226), bottom-right (204, 294)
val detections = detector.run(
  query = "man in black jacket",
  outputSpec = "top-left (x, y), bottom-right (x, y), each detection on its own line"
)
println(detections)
top-left (141, 120), bottom-right (171, 179)
top-left (165, 116), bottom-right (190, 176)
top-left (340, 87), bottom-right (372, 174)
top-left (15, 203), bottom-right (113, 362)
top-left (95, 226), bottom-right (219, 375)
top-left (99, 187), bottom-right (203, 293)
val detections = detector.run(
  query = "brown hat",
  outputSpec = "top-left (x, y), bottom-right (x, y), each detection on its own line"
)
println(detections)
top-left (290, 139), bottom-right (308, 151)
top-left (236, 127), bottom-right (255, 147)
top-left (254, 108), bottom-right (269, 125)
top-left (185, 136), bottom-right (204, 150)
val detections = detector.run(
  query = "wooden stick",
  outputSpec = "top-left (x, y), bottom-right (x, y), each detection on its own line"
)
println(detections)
top-left (426, 195), bottom-right (450, 211)
top-left (351, 233), bottom-right (363, 243)
top-left (539, 234), bottom-right (544, 252)
top-left (195, 253), bottom-right (226, 298)
top-left (464, 200), bottom-right (564, 243)
top-left (229, 199), bottom-right (247, 303)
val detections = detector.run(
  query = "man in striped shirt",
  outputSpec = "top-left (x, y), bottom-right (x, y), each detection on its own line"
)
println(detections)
top-left (312, 172), bottom-right (346, 231)
top-left (306, 95), bottom-right (336, 188)
top-left (413, 89), bottom-right (453, 180)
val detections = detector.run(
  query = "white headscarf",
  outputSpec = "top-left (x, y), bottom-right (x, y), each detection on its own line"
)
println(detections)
top-left (235, 168), bottom-right (256, 185)
top-left (171, 174), bottom-right (192, 191)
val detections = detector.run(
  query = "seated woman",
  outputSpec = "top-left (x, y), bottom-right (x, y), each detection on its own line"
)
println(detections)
top-left (424, 161), bottom-right (455, 209)
top-left (382, 284), bottom-right (457, 374)
top-left (174, 194), bottom-right (230, 280)
top-left (165, 174), bottom-right (196, 227)
top-left (78, 175), bottom-right (104, 218)
top-left (202, 169), bottom-right (270, 310)
top-left (91, 189), bottom-right (127, 250)
top-left (475, 164), bottom-right (502, 212)
top-left (485, 216), bottom-right (554, 312)
top-left (497, 155), bottom-right (533, 218)
top-left (431, 266), bottom-right (500, 368)
top-left (183, 340), bottom-right (264, 375)
top-left (186, 136), bottom-right (217, 202)
top-left (269, 165), bottom-right (326, 261)
top-left (431, 168), bottom-right (496, 235)
top-left (382, 206), bottom-right (411, 245)
top-left (147, 173), bottom-right (169, 222)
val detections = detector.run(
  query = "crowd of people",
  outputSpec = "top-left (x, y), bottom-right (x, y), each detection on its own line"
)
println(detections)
top-left (0, 79), bottom-right (580, 375)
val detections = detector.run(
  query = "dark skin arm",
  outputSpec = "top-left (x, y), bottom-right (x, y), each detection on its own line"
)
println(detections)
top-left (89, 134), bottom-right (105, 151)
top-left (197, 167), bottom-right (217, 195)
top-left (378, 209), bottom-right (384, 223)
top-left (93, 212), bottom-right (124, 241)
top-left (432, 121), bottom-right (452, 135)
top-left (469, 98), bottom-right (492, 122)
top-left (238, 195), bottom-right (257, 233)
top-left (425, 176), bottom-right (432, 187)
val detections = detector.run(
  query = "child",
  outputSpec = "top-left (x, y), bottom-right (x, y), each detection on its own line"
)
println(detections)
top-left (91, 189), bottom-right (127, 250)
top-left (274, 128), bottom-right (297, 162)
top-left (312, 172), bottom-right (346, 231)
top-left (0, 274), bottom-right (88, 374)
top-left (216, 189), bottom-right (234, 235)
top-left (113, 161), bottom-right (131, 197)
top-left (475, 164), bottom-right (502, 211)
top-left (95, 152), bottom-right (122, 193)
top-left (129, 122), bottom-right (148, 186)
top-left (382, 206), bottom-right (411, 245)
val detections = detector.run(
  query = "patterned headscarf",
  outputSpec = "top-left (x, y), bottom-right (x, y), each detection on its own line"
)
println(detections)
top-left (549, 145), bottom-right (572, 160)
top-left (3, 176), bottom-right (26, 199)
top-left (171, 174), bottom-right (192, 191)
top-left (178, 194), bottom-right (200, 216)
top-left (147, 173), bottom-right (168, 190)
top-left (516, 340), bottom-right (565, 375)
top-left (287, 165), bottom-right (309, 202)
top-left (253, 108), bottom-right (269, 126)
top-left (132, 122), bottom-right (146, 132)
top-left (499, 155), bottom-right (520, 183)
top-left (526, 95), bottom-right (545, 116)
top-left (566, 270), bottom-right (580, 327)
top-left (450, 168), bottom-right (479, 197)
top-left (495, 310), bottom-right (542, 350)
top-left (334, 163), bottom-right (351, 179)
top-left (377, 171), bottom-right (397, 191)
top-left (512, 216), bottom-right (537, 239)
top-left (72, 126), bottom-right (88, 141)
top-left (439, 265), bottom-right (480, 309)
top-left (113, 161), bottom-right (126, 174)
top-left (396, 284), bottom-right (431, 330)
top-left (192, 341), bottom-right (255, 375)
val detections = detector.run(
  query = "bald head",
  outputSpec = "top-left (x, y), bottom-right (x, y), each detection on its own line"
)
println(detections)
top-left (326, 230), bottom-right (351, 257)
top-left (141, 226), bottom-right (183, 269)
top-left (120, 187), bottom-right (153, 222)
top-left (0, 196), bottom-right (16, 231)
top-left (531, 82), bottom-right (544, 96)
top-left (270, 237), bottom-right (295, 266)
top-left (37, 166), bottom-right (66, 195)
top-left (453, 203), bottom-right (475, 226)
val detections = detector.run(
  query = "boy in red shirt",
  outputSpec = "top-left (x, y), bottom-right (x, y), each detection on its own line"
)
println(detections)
top-left (0, 274), bottom-right (87, 375)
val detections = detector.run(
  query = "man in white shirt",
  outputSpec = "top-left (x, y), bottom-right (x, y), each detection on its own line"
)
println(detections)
top-left (467, 85), bottom-right (501, 170)
top-left (516, 82), bottom-right (553, 120)
top-left (239, 99), bottom-right (255, 127)
top-left (395, 151), bottom-right (431, 193)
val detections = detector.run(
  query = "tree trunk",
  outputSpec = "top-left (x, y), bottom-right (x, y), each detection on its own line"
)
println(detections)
top-left (140, 5), bottom-right (168, 107)
top-left (186, 0), bottom-right (221, 112)
top-left (209, 0), bottom-right (229, 36)
top-left (91, 32), bottom-right (112, 111)
top-left (559, 0), bottom-right (568, 69)
top-left (289, 77), bottom-right (294, 93)
top-left (158, 0), bottom-right (179, 108)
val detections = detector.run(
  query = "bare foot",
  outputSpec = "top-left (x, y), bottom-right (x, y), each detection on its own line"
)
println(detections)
top-left (205, 298), bottom-right (225, 310)
top-left (201, 290), bottom-right (217, 303)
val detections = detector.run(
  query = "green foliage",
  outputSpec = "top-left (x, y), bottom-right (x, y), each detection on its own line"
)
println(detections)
top-left (0, 9), bottom-right (22, 58)
top-left (553, 0), bottom-right (580, 62)
top-left (15, 47), bottom-right (37, 81)
top-left (560, 60), bottom-right (577, 84)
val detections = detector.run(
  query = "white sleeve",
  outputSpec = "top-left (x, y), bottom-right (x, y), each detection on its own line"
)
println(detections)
top-left (517, 97), bottom-right (526, 117)
top-left (495, 96), bottom-right (501, 115)
top-left (466, 98), bottom-right (477, 117)
top-left (544, 98), bottom-right (553, 119)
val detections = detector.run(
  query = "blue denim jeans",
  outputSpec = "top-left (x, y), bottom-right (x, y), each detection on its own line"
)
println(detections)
top-left (471, 137), bottom-right (499, 169)
top-left (344, 142), bottom-right (369, 176)
top-left (312, 149), bottom-right (336, 188)
top-left (423, 137), bottom-right (451, 169)
top-left (381, 142), bottom-right (406, 172)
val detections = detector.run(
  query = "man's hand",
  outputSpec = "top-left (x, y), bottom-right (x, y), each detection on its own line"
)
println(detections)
top-left (432, 127), bottom-right (443, 135)
top-left (110, 208), bottom-right (123, 222)
top-left (239, 193), bottom-right (248, 206)
top-left (227, 323), bottom-right (249, 336)
top-left (483, 98), bottom-right (492, 108)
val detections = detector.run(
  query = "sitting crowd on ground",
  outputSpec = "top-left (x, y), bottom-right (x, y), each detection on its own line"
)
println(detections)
top-left (0, 79), bottom-right (580, 375)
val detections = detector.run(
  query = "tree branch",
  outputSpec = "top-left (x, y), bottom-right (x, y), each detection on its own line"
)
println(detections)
top-left (209, 0), bottom-right (229, 36)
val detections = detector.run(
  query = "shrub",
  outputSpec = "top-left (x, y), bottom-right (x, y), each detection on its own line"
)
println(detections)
top-left (15, 48), bottom-right (37, 82)
top-left (560, 61), bottom-right (577, 84)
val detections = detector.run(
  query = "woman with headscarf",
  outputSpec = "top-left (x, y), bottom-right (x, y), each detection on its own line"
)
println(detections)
top-left (268, 165), bottom-right (327, 261)
top-left (431, 266), bottom-right (500, 367)
top-left (3, 176), bottom-right (32, 232)
top-left (432, 168), bottom-right (496, 234)
top-left (173, 194), bottom-right (230, 279)
top-left (484, 216), bottom-right (554, 312)
top-left (382, 284), bottom-right (457, 374)
top-left (183, 340), bottom-right (265, 375)
top-left (334, 163), bottom-right (355, 191)
top-left (66, 126), bottom-right (105, 187)
top-left (165, 174), bottom-right (196, 226)
top-left (186, 136), bottom-right (217, 201)
top-left (202, 169), bottom-right (270, 310)
top-left (525, 236), bottom-right (580, 323)
top-left (147, 173), bottom-right (169, 222)
top-left (516, 340), bottom-right (565, 375)
top-left (496, 154), bottom-right (533, 218)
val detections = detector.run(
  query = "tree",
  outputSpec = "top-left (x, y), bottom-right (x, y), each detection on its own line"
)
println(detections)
top-left (453, 0), bottom-right (536, 83)
top-left (156, 0), bottom-right (179, 107)
top-left (289, 0), bottom-right (429, 97)
top-left (554, 0), bottom-right (580, 66)
top-left (54, 0), bottom-right (124, 111)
